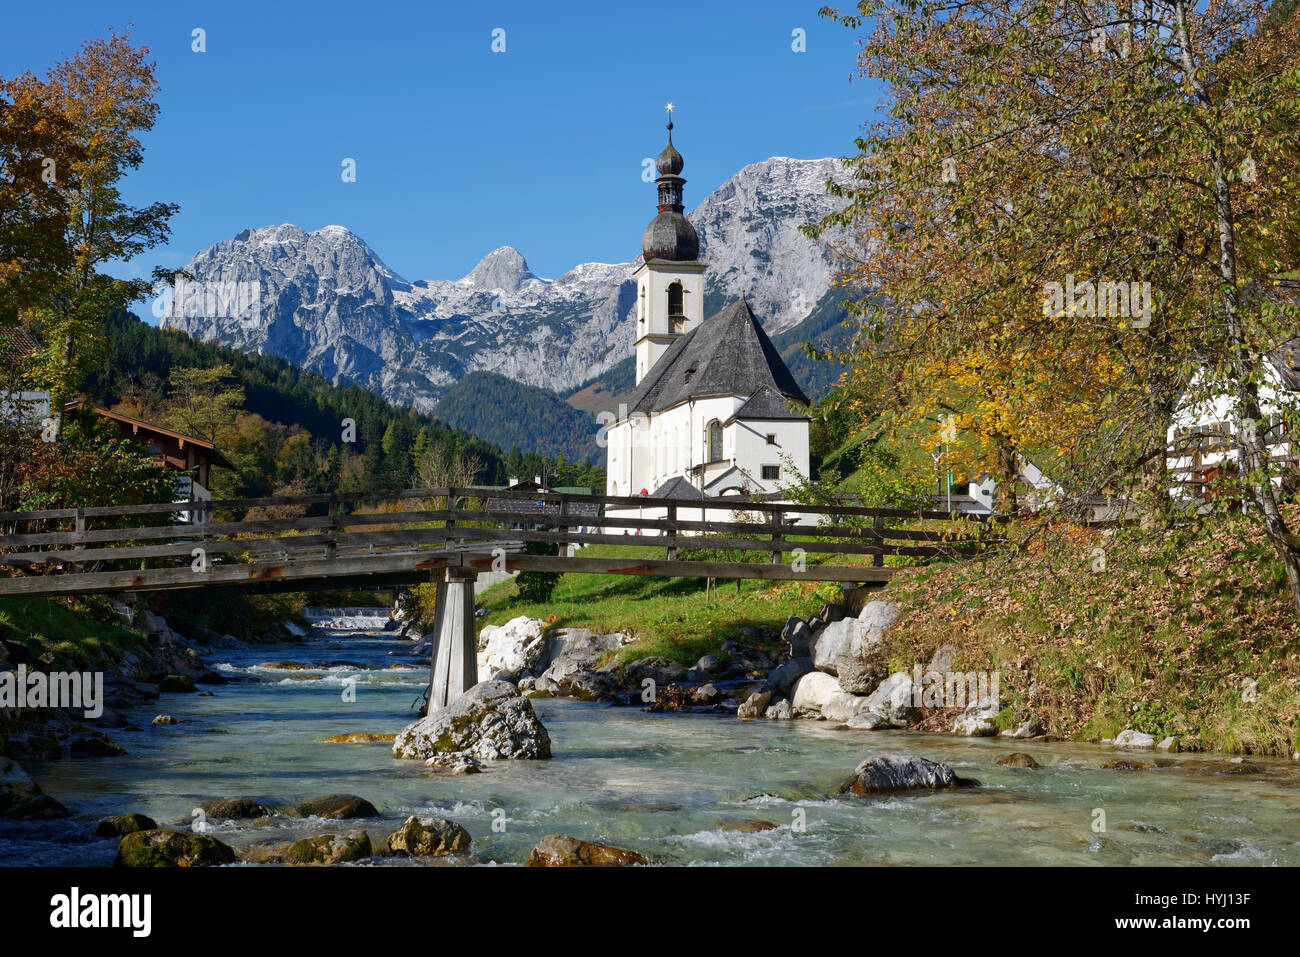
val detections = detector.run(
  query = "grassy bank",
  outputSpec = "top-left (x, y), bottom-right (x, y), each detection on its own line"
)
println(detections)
top-left (880, 511), bottom-right (1300, 756)
top-left (474, 545), bottom-right (845, 667)
top-left (0, 596), bottom-right (147, 671)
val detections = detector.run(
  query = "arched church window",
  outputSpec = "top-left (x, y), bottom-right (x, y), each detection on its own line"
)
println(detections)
top-left (707, 419), bottom-right (723, 462)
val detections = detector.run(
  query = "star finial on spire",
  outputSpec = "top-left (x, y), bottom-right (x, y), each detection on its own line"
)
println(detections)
top-left (665, 101), bottom-right (674, 135)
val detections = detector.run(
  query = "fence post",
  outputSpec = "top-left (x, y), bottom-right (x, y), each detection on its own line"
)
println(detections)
top-left (445, 486), bottom-right (456, 553)
top-left (325, 493), bottom-right (338, 561)
top-left (557, 493), bottom-right (570, 558)
top-left (72, 508), bottom-right (86, 573)
top-left (666, 501), bottom-right (677, 561)
top-left (770, 506), bottom-right (784, 566)
top-left (873, 512), bottom-right (885, 567)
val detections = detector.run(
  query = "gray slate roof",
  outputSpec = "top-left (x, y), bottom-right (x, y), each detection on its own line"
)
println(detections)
top-left (648, 476), bottom-right (704, 499)
top-left (623, 299), bottom-right (809, 417)
top-left (725, 385), bottom-right (808, 424)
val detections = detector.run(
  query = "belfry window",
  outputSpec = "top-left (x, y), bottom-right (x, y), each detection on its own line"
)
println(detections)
top-left (668, 282), bottom-right (684, 333)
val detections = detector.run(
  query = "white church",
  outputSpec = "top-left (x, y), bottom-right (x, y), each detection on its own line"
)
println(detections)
top-left (603, 117), bottom-right (812, 509)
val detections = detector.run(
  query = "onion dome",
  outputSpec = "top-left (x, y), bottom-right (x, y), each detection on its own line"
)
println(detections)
top-left (641, 115), bottom-right (699, 262)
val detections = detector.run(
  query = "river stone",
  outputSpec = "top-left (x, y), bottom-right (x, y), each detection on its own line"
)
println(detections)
top-left (152, 714), bottom-right (179, 726)
top-left (719, 818), bottom-right (779, 833)
top-left (537, 631), bottom-right (623, 686)
top-left (623, 657), bottom-right (686, 689)
top-left (383, 816), bottom-right (471, 857)
top-left (997, 752), bottom-right (1041, 768)
top-left (844, 710), bottom-right (891, 730)
top-left (810, 617), bottom-right (867, 675)
top-left (697, 654), bottom-right (724, 675)
top-left (393, 680), bottom-right (551, 761)
top-left (862, 672), bottom-right (920, 726)
top-left (1114, 729), bottom-right (1156, 749)
top-left (525, 834), bottom-right (648, 867)
top-left (822, 690), bottom-right (879, 724)
top-left (476, 616), bottom-right (547, 678)
top-left (953, 696), bottom-right (1000, 737)
top-left (737, 690), bottom-right (771, 719)
top-left (781, 617), bottom-right (814, 657)
top-left (116, 829), bottom-right (237, 867)
top-left (765, 699), bottom-right (793, 720)
top-left (840, 754), bottom-right (979, 795)
top-left (296, 794), bottom-right (377, 819)
top-left (837, 651), bottom-right (889, 695)
top-left (791, 671), bottom-right (842, 713)
top-left (818, 602), bottom-right (848, 626)
top-left (763, 657), bottom-right (815, 696)
top-left (0, 757), bottom-right (68, 820)
top-left (201, 797), bottom-right (284, 820)
top-left (158, 674), bottom-right (197, 693)
top-left (96, 813), bottom-right (158, 837)
top-left (1001, 715), bottom-right (1043, 739)
top-left (278, 830), bottom-right (372, 865)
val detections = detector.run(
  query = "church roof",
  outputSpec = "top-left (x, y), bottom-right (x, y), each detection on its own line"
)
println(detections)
top-left (623, 299), bottom-right (809, 417)
top-left (724, 385), bottom-right (809, 424)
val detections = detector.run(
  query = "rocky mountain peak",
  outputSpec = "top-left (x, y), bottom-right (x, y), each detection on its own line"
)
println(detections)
top-left (461, 246), bottom-right (539, 294)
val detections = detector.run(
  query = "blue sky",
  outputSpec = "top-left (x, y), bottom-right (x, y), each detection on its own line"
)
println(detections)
top-left (1, 0), bottom-right (880, 300)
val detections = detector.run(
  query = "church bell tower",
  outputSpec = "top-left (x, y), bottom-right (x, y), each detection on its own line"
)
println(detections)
top-left (633, 105), bottom-right (707, 385)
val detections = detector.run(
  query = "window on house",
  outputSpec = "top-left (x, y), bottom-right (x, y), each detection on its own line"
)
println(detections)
top-left (707, 419), bottom-right (723, 462)
top-left (147, 443), bottom-right (163, 457)
top-left (766, 433), bottom-right (777, 445)
top-left (762, 465), bottom-right (780, 480)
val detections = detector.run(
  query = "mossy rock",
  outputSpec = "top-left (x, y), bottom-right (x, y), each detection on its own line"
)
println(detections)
top-left (280, 830), bottom-right (371, 865)
top-left (201, 797), bottom-right (290, 820)
top-left (381, 816), bottom-right (471, 857)
top-left (997, 752), bottom-right (1041, 768)
top-left (1101, 760), bottom-right (1155, 770)
top-left (96, 813), bottom-right (157, 837)
top-left (525, 834), bottom-right (648, 867)
top-left (2, 733), bottom-right (61, 761)
top-left (295, 794), bottom-right (377, 819)
top-left (325, 732), bottom-right (396, 744)
top-left (116, 829), bottom-right (237, 867)
top-left (158, 674), bottom-right (198, 693)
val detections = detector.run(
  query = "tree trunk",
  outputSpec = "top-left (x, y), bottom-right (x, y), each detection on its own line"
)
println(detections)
top-left (995, 440), bottom-right (1017, 514)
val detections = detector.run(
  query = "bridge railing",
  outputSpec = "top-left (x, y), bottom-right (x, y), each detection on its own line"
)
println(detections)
top-left (0, 486), bottom-right (1006, 597)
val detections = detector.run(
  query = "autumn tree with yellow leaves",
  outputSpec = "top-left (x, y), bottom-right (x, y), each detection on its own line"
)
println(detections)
top-left (814, 0), bottom-right (1300, 614)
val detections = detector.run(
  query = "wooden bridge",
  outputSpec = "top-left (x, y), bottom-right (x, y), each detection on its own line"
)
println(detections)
top-left (0, 487), bottom-right (1003, 710)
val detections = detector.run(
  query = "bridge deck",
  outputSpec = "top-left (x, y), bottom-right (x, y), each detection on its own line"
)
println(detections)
top-left (0, 487), bottom-right (1002, 598)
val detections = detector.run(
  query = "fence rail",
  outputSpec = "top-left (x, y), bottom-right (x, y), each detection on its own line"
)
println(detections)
top-left (0, 487), bottom-right (1005, 597)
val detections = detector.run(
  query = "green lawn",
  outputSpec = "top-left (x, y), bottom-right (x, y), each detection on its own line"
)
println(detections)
top-left (475, 544), bottom-right (846, 668)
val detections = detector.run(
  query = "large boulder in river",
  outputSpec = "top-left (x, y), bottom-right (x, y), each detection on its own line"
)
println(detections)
top-left (536, 632), bottom-right (624, 692)
top-left (952, 696), bottom-right (1000, 737)
top-left (278, 830), bottom-right (372, 865)
top-left (0, 757), bottom-right (67, 820)
top-left (476, 616), bottom-right (547, 678)
top-left (296, 794), bottom-right (377, 819)
top-left (382, 816), bottom-right (471, 857)
top-left (811, 601), bottom-right (899, 676)
top-left (525, 834), bottom-right (648, 867)
top-left (96, 813), bottom-right (157, 837)
top-left (393, 680), bottom-right (551, 761)
top-left (116, 829), bottom-right (237, 867)
top-left (791, 671), bottom-right (842, 712)
top-left (840, 754), bottom-right (979, 795)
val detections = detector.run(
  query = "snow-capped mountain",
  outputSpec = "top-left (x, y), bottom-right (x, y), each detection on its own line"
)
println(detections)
top-left (159, 156), bottom-right (846, 412)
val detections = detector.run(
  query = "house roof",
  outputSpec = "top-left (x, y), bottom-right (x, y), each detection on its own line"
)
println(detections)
top-left (622, 298), bottom-right (809, 417)
top-left (69, 402), bottom-right (237, 471)
top-left (724, 385), bottom-right (809, 424)
top-left (649, 476), bottom-right (704, 499)
top-left (0, 325), bottom-right (41, 369)
top-left (703, 465), bottom-right (752, 495)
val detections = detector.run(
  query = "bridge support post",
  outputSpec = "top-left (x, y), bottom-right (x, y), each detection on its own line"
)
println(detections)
top-left (426, 566), bottom-right (479, 713)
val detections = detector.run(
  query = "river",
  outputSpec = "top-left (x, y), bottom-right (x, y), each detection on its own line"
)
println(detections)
top-left (4, 610), bottom-right (1298, 866)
